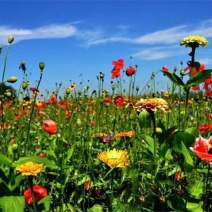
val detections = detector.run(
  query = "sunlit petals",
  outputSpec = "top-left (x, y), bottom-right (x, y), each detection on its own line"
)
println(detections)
top-left (98, 148), bottom-right (129, 168)
top-left (180, 35), bottom-right (208, 47)
top-left (16, 162), bottom-right (44, 176)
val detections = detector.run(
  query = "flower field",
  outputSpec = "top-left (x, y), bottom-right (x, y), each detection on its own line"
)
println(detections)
top-left (0, 35), bottom-right (212, 212)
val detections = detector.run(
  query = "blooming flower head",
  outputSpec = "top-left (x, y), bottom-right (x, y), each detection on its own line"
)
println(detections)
top-left (199, 123), bottom-right (212, 134)
top-left (190, 136), bottom-right (212, 163)
top-left (126, 66), bottom-right (136, 76)
top-left (69, 83), bottom-right (76, 91)
top-left (114, 96), bottom-right (125, 107)
top-left (16, 162), bottom-right (44, 176)
top-left (135, 98), bottom-right (169, 113)
top-left (24, 185), bottom-right (47, 205)
top-left (162, 66), bottom-right (169, 72)
top-left (42, 119), bottom-right (57, 134)
top-left (180, 35), bottom-right (208, 47)
top-left (111, 59), bottom-right (124, 79)
top-left (49, 94), bottom-right (57, 104)
top-left (115, 131), bottom-right (135, 139)
top-left (98, 148), bottom-right (129, 168)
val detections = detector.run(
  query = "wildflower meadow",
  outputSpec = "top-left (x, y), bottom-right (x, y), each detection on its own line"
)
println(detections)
top-left (0, 35), bottom-right (212, 212)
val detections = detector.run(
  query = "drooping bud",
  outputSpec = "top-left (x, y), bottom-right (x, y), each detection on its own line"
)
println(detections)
top-left (65, 88), bottom-right (71, 95)
top-left (8, 35), bottom-right (14, 44)
top-left (22, 82), bottom-right (28, 90)
top-left (39, 62), bottom-right (45, 71)
top-left (180, 70), bottom-right (185, 76)
top-left (7, 76), bottom-right (17, 83)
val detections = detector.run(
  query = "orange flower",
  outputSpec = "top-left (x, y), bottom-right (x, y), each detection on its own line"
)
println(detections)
top-left (36, 101), bottom-right (46, 109)
top-left (115, 131), bottom-right (135, 139)
top-left (16, 162), bottom-right (44, 176)
top-left (42, 119), bottom-right (57, 134)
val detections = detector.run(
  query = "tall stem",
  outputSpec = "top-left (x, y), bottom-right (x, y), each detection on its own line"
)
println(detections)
top-left (29, 176), bottom-right (37, 212)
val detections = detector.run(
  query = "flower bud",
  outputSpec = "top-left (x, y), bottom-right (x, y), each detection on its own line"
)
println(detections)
top-left (39, 62), bottom-right (45, 70)
top-left (22, 82), bottom-right (28, 90)
top-left (180, 70), bottom-right (185, 76)
top-left (7, 76), bottom-right (17, 83)
top-left (8, 35), bottom-right (14, 44)
top-left (66, 88), bottom-right (71, 95)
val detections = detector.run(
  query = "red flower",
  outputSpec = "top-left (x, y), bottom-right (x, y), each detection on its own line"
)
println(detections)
top-left (191, 85), bottom-right (200, 91)
top-left (24, 185), bottom-right (47, 205)
top-left (199, 123), bottom-right (212, 134)
top-left (42, 120), bottom-right (57, 134)
top-left (49, 95), bottom-right (57, 104)
top-left (84, 180), bottom-right (91, 190)
top-left (114, 96), bottom-right (125, 106)
top-left (190, 136), bottom-right (212, 163)
top-left (103, 97), bottom-right (112, 104)
top-left (175, 170), bottom-right (181, 181)
top-left (30, 87), bottom-right (39, 92)
top-left (162, 66), bottom-right (169, 72)
top-left (111, 59), bottom-right (124, 79)
top-left (204, 74), bottom-right (212, 96)
top-left (112, 59), bottom-right (124, 70)
top-left (126, 66), bottom-right (136, 76)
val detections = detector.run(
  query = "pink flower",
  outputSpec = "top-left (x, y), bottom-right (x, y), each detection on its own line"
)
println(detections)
top-left (190, 136), bottom-right (212, 163)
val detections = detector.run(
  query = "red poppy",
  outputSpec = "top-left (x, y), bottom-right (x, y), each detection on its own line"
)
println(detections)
top-left (126, 66), bottom-right (136, 76)
top-left (111, 68), bottom-right (121, 79)
top-left (112, 59), bottom-right (124, 70)
top-left (111, 59), bottom-right (124, 79)
top-left (190, 136), bottom-right (212, 163)
top-left (199, 123), bottom-right (212, 134)
top-left (49, 95), bottom-right (57, 104)
top-left (90, 121), bottom-right (96, 127)
top-left (162, 66), bottom-right (169, 72)
top-left (42, 120), bottom-right (57, 134)
top-left (114, 96), bottom-right (125, 107)
top-left (24, 185), bottom-right (47, 205)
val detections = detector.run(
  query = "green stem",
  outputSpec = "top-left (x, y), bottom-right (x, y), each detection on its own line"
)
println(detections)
top-left (29, 176), bottom-right (37, 212)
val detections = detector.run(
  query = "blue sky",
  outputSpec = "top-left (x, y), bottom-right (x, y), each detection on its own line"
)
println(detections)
top-left (1, 0), bottom-right (212, 96)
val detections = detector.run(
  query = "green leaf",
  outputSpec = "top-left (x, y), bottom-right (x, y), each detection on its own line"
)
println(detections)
top-left (0, 153), bottom-right (12, 165)
top-left (161, 71), bottom-right (185, 87)
top-left (87, 204), bottom-right (103, 212)
top-left (185, 69), bottom-right (212, 88)
top-left (186, 201), bottom-right (203, 212)
top-left (10, 174), bottom-right (23, 192)
top-left (141, 135), bottom-right (154, 154)
top-left (37, 195), bottom-right (51, 212)
top-left (12, 156), bottom-right (58, 169)
top-left (0, 196), bottom-right (25, 212)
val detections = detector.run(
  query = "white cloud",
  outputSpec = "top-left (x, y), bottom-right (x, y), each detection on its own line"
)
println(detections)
top-left (199, 58), bottom-right (212, 66)
top-left (0, 24), bottom-right (78, 45)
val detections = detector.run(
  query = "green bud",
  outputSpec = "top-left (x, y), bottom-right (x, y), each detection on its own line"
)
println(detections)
top-left (5, 91), bottom-right (12, 97)
top-left (66, 88), bottom-right (71, 95)
top-left (39, 62), bottom-right (45, 70)
top-left (22, 82), bottom-right (28, 90)
top-left (138, 110), bottom-right (152, 128)
top-left (136, 86), bottom-right (140, 91)
top-left (7, 76), bottom-right (17, 83)
top-left (180, 70), bottom-right (185, 76)
top-left (76, 118), bottom-right (82, 126)
top-left (8, 35), bottom-right (14, 44)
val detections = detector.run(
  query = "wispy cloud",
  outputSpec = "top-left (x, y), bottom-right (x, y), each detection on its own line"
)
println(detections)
top-left (83, 19), bottom-right (212, 46)
top-left (0, 24), bottom-right (78, 45)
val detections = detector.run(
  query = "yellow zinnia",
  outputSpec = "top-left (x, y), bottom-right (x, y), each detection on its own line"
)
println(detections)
top-left (135, 98), bottom-right (169, 113)
top-left (180, 35), bottom-right (208, 47)
top-left (98, 148), bottom-right (129, 168)
top-left (16, 161), bottom-right (44, 176)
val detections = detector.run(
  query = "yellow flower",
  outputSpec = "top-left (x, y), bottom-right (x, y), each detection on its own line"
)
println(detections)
top-left (69, 83), bottom-right (76, 91)
top-left (180, 35), bottom-right (208, 47)
top-left (135, 98), bottom-right (169, 112)
top-left (98, 148), bottom-right (129, 168)
top-left (92, 133), bottom-right (108, 138)
top-left (115, 131), bottom-right (135, 138)
top-left (16, 162), bottom-right (44, 176)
